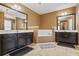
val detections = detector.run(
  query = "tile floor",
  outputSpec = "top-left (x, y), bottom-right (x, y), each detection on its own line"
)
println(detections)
top-left (5, 42), bottom-right (79, 56)
top-left (24, 42), bottom-right (79, 56)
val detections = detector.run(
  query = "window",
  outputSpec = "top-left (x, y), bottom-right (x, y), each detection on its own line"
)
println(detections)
top-left (4, 19), bottom-right (12, 30)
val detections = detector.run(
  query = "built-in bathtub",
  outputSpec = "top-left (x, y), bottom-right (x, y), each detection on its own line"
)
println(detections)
top-left (36, 30), bottom-right (53, 43)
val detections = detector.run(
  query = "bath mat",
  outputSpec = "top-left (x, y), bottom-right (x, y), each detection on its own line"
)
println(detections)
top-left (9, 46), bottom-right (33, 56)
top-left (39, 43), bottom-right (55, 49)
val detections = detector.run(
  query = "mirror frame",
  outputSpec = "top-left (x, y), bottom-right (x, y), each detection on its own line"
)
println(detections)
top-left (0, 3), bottom-right (28, 30)
top-left (57, 13), bottom-right (76, 30)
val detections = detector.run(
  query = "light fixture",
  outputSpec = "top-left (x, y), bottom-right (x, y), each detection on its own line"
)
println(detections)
top-left (60, 12), bottom-right (68, 16)
top-left (13, 4), bottom-right (21, 10)
top-left (14, 4), bottom-right (18, 8)
top-left (64, 12), bottom-right (68, 15)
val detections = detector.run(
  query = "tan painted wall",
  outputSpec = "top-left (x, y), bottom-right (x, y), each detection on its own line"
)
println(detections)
top-left (0, 12), bottom-right (4, 30)
top-left (40, 7), bottom-right (76, 29)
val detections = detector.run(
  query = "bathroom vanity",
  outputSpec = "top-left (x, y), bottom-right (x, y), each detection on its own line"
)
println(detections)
top-left (55, 13), bottom-right (78, 46)
top-left (0, 30), bottom-right (33, 55)
top-left (0, 4), bottom-right (31, 55)
top-left (55, 30), bottom-right (78, 45)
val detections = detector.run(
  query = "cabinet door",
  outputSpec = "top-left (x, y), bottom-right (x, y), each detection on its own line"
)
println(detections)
top-left (67, 33), bottom-right (78, 44)
top-left (55, 32), bottom-right (65, 42)
top-left (26, 32), bottom-right (33, 45)
top-left (17, 32), bottom-right (33, 48)
top-left (18, 33), bottom-right (26, 48)
top-left (0, 35), bottom-right (2, 55)
top-left (2, 33), bottom-right (17, 54)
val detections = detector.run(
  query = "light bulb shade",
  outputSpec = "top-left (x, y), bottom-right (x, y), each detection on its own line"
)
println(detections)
top-left (14, 4), bottom-right (18, 8)
top-left (14, 4), bottom-right (21, 10)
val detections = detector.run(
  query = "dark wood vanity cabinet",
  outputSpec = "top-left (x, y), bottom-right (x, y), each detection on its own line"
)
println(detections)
top-left (18, 32), bottom-right (33, 48)
top-left (17, 32), bottom-right (33, 50)
top-left (55, 32), bottom-right (78, 45)
top-left (26, 32), bottom-right (33, 45)
top-left (0, 35), bottom-right (2, 55)
top-left (18, 33), bottom-right (26, 48)
top-left (0, 32), bottom-right (33, 56)
top-left (2, 33), bottom-right (17, 55)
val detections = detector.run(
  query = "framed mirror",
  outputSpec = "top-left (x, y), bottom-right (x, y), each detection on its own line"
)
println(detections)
top-left (0, 4), bottom-right (28, 30)
top-left (57, 14), bottom-right (76, 30)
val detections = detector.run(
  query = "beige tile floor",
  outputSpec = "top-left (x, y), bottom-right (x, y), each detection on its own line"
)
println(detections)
top-left (24, 42), bottom-right (79, 56)
top-left (4, 42), bottom-right (79, 56)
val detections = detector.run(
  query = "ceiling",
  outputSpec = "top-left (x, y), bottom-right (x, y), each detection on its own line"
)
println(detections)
top-left (23, 3), bottom-right (76, 15)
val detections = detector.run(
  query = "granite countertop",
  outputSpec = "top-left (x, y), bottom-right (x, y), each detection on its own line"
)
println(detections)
top-left (0, 30), bottom-right (34, 34)
top-left (17, 30), bottom-right (34, 33)
top-left (55, 30), bottom-right (78, 32)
